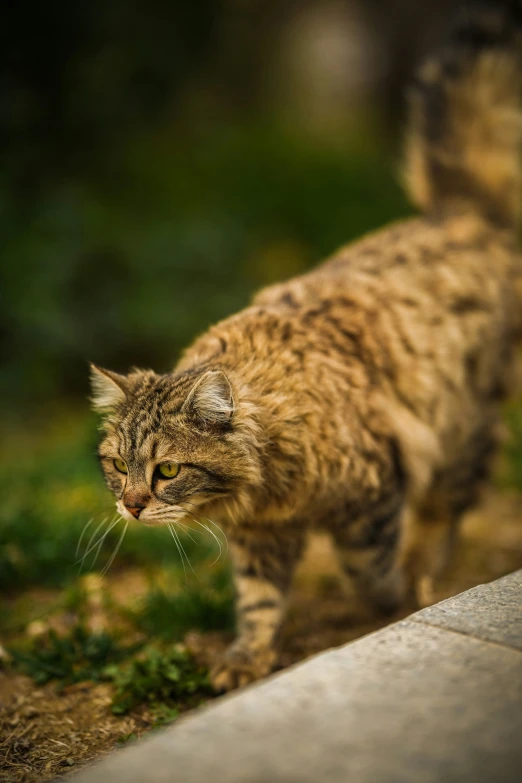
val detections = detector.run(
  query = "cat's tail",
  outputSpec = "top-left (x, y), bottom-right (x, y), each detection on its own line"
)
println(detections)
top-left (404, 0), bottom-right (522, 229)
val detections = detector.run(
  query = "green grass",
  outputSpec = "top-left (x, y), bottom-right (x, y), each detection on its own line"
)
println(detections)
top-left (7, 626), bottom-right (214, 721)
top-left (8, 626), bottom-right (141, 687)
top-left (108, 645), bottom-right (213, 716)
top-left (0, 409), bottom-right (236, 722)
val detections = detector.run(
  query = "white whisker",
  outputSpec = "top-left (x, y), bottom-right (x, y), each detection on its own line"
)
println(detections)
top-left (183, 501), bottom-right (229, 558)
top-left (171, 524), bottom-right (198, 580)
top-left (77, 516), bottom-right (108, 573)
top-left (76, 518), bottom-right (93, 557)
top-left (167, 523), bottom-right (188, 584)
top-left (89, 535), bottom-right (106, 572)
top-left (100, 521), bottom-right (128, 577)
top-left (172, 521), bottom-right (203, 545)
top-left (76, 515), bottom-right (120, 569)
top-left (182, 507), bottom-right (223, 567)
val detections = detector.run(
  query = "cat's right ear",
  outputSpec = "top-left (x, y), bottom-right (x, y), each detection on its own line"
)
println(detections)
top-left (89, 364), bottom-right (128, 413)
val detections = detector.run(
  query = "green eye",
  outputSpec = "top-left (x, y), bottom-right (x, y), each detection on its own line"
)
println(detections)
top-left (113, 458), bottom-right (128, 474)
top-left (158, 462), bottom-right (180, 479)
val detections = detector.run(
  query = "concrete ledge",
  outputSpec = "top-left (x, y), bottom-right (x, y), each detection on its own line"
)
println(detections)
top-left (413, 570), bottom-right (522, 651)
top-left (71, 571), bottom-right (522, 783)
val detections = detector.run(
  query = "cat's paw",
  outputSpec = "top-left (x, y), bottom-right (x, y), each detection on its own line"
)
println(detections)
top-left (210, 644), bottom-right (276, 692)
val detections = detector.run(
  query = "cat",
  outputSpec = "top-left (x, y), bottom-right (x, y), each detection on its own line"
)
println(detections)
top-left (91, 0), bottom-right (522, 692)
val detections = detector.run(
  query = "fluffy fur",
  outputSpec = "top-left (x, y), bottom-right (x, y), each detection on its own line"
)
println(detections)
top-left (91, 0), bottom-right (522, 691)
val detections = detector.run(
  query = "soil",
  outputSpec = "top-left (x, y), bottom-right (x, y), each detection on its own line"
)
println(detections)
top-left (1, 489), bottom-right (522, 783)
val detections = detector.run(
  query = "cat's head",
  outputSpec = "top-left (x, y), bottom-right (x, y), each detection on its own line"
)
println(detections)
top-left (90, 364), bottom-right (262, 526)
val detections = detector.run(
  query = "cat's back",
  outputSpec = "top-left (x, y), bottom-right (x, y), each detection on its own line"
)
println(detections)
top-left (254, 213), bottom-right (520, 350)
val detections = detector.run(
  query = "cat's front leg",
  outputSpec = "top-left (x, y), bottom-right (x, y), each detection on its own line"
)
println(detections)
top-left (210, 526), bottom-right (305, 692)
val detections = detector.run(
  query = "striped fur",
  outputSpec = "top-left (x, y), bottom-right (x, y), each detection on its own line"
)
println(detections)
top-left (91, 0), bottom-right (522, 691)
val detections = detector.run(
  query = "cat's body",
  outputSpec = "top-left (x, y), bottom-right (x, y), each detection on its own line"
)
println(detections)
top-left (91, 0), bottom-right (522, 690)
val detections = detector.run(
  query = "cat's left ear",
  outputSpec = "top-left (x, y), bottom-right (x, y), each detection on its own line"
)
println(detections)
top-left (182, 370), bottom-right (234, 426)
top-left (90, 364), bottom-right (128, 413)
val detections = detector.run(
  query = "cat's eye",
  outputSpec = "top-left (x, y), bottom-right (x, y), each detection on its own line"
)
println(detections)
top-left (113, 458), bottom-right (128, 474)
top-left (157, 462), bottom-right (180, 479)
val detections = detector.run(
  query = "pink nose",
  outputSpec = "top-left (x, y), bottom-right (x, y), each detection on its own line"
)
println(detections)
top-left (123, 493), bottom-right (149, 519)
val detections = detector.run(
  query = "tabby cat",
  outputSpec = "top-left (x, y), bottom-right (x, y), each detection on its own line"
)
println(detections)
top-left (91, 0), bottom-right (522, 691)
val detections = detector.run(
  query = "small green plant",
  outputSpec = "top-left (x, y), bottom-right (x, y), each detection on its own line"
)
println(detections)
top-left (9, 626), bottom-right (140, 686)
top-left (9, 626), bottom-right (216, 721)
top-left (107, 645), bottom-right (213, 716)
top-left (116, 733), bottom-right (138, 746)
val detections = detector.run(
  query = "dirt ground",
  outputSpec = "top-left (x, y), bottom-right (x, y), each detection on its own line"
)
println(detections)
top-left (1, 489), bottom-right (522, 783)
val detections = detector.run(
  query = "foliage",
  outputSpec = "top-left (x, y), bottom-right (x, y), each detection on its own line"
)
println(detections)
top-left (9, 626), bottom-right (140, 686)
top-left (107, 645), bottom-right (213, 716)
top-left (1, 126), bottom-right (411, 411)
top-left (9, 625), bottom-right (215, 721)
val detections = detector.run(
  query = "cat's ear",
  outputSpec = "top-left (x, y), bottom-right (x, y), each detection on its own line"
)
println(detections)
top-left (182, 370), bottom-right (234, 426)
top-left (90, 364), bottom-right (128, 413)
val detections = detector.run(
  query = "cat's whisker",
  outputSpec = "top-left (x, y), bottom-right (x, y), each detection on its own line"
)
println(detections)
top-left (100, 520), bottom-right (128, 577)
top-left (167, 523), bottom-right (188, 584)
top-left (172, 523), bottom-right (198, 580)
top-left (182, 503), bottom-right (227, 555)
top-left (76, 518), bottom-right (93, 558)
top-left (183, 501), bottom-right (229, 558)
top-left (77, 516), bottom-right (108, 572)
top-left (202, 524), bottom-right (223, 567)
top-left (88, 536), bottom-right (105, 572)
top-left (182, 507), bottom-right (223, 566)
top-left (90, 515), bottom-right (123, 571)
top-left (76, 507), bottom-right (121, 561)
top-left (171, 520), bottom-right (202, 546)
top-left (76, 515), bottom-right (120, 569)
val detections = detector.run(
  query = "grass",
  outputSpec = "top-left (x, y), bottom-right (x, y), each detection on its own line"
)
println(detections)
top-left (7, 626), bottom-right (214, 722)
top-left (8, 626), bottom-right (141, 687)
top-left (108, 645), bottom-right (213, 716)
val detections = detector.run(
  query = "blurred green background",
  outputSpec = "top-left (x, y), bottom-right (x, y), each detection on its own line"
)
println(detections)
top-left (2, 0), bottom-right (521, 606)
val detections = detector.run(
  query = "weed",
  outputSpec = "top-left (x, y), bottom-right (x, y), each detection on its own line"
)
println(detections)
top-left (106, 645), bottom-right (213, 716)
top-left (9, 626), bottom-right (141, 686)
top-left (8, 623), bottom-right (218, 721)
top-left (116, 733), bottom-right (138, 746)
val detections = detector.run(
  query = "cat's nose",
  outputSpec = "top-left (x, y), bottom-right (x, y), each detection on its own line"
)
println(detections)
top-left (123, 494), bottom-right (149, 519)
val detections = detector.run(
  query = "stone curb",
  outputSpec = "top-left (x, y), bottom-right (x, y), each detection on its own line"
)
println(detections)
top-left (70, 571), bottom-right (522, 783)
